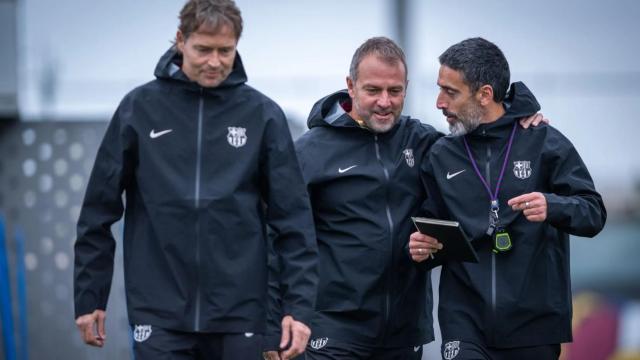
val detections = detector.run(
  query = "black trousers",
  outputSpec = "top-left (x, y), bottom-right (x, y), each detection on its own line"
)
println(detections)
top-left (305, 337), bottom-right (423, 360)
top-left (440, 340), bottom-right (560, 360)
top-left (131, 325), bottom-right (263, 360)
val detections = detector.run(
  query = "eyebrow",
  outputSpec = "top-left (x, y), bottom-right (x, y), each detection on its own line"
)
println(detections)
top-left (439, 84), bottom-right (459, 93)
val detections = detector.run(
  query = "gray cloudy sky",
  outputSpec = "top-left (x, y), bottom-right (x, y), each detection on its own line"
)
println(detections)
top-left (15, 0), bottom-right (640, 201)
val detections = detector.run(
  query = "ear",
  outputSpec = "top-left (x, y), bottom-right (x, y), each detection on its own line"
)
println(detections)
top-left (476, 85), bottom-right (494, 106)
top-left (347, 76), bottom-right (355, 98)
top-left (176, 30), bottom-right (185, 53)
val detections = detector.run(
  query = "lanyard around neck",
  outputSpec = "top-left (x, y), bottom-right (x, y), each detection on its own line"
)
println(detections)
top-left (462, 122), bottom-right (517, 205)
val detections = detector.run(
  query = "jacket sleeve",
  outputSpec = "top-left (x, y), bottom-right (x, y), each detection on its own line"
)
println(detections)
top-left (73, 105), bottom-right (135, 319)
top-left (544, 131), bottom-right (607, 237)
top-left (420, 149), bottom-right (450, 221)
top-left (411, 145), bottom-right (451, 271)
top-left (260, 110), bottom-right (318, 327)
top-left (264, 225), bottom-right (284, 352)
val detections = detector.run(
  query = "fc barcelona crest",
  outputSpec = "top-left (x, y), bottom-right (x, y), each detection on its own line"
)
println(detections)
top-left (513, 160), bottom-right (532, 179)
top-left (133, 324), bottom-right (152, 342)
top-left (227, 127), bottom-right (247, 148)
top-left (443, 340), bottom-right (460, 360)
top-left (309, 337), bottom-right (328, 350)
top-left (402, 148), bottom-right (415, 168)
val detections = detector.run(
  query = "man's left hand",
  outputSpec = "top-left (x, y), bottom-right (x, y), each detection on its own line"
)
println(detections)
top-left (278, 315), bottom-right (311, 359)
top-left (508, 192), bottom-right (547, 222)
top-left (519, 113), bottom-right (549, 129)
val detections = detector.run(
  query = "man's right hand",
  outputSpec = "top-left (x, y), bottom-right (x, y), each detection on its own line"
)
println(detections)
top-left (75, 309), bottom-right (107, 347)
top-left (279, 315), bottom-right (311, 359)
top-left (409, 231), bottom-right (443, 262)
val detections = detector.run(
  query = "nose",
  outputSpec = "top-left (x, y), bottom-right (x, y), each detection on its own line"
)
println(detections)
top-left (377, 92), bottom-right (391, 108)
top-left (436, 92), bottom-right (447, 110)
top-left (207, 52), bottom-right (221, 68)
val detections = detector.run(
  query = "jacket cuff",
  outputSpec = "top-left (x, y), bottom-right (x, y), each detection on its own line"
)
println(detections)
top-left (262, 334), bottom-right (282, 352)
top-left (74, 294), bottom-right (100, 319)
top-left (544, 192), bottom-right (567, 224)
top-left (284, 307), bottom-right (314, 329)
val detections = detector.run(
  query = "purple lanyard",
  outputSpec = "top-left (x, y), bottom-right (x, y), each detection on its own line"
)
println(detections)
top-left (462, 122), bottom-right (517, 208)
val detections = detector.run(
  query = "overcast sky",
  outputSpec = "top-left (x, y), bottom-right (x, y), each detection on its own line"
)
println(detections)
top-left (14, 0), bottom-right (640, 199)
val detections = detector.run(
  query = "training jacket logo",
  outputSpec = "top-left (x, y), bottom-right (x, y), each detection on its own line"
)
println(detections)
top-left (403, 148), bottom-right (415, 167)
top-left (149, 129), bottom-right (173, 138)
top-left (513, 160), bottom-right (532, 179)
top-left (446, 169), bottom-right (465, 180)
top-left (443, 340), bottom-right (460, 359)
top-left (133, 325), bottom-right (152, 342)
top-left (309, 337), bottom-right (328, 350)
top-left (227, 127), bottom-right (247, 148)
top-left (338, 165), bottom-right (357, 173)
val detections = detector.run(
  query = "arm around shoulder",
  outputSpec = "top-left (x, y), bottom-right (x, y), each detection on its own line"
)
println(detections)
top-left (543, 132), bottom-right (607, 237)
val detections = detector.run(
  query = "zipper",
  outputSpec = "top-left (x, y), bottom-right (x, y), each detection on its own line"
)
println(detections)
top-left (485, 142), bottom-right (497, 344)
top-left (374, 134), bottom-right (394, 339)
top-left (193, 89), bottom-right (204, 331)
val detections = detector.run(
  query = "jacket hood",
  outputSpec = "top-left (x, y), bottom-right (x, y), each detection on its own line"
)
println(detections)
top-left (153, 47), bottom-right (248, 90)
top-left (306, 90), bottom-right (360, 130)
top-left (468, 81), bottom-right (541, 137)
top-left (503, 81), bottom-right (540, 119)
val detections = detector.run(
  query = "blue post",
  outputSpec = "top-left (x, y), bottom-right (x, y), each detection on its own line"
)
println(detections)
top-left (14, 228), bottom-right (28, 360)
top-left (0, 215), bottom-right (17, 360)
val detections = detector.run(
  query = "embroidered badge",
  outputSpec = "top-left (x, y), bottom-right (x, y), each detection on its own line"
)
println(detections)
top-left (133, 325), bottom-right (152, 343)
top-left (227, 127), bottom-right (247, 148)
top-left (309, 337), bottom-right (328, 350)
top-left (513, 160), bottom-right (532, 179)
top-left (443, 340), bottom-right (460, 360)
top-left (403, 148), bottom-right (415, 167)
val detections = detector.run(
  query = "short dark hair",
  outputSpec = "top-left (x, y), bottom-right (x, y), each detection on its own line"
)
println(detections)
top-left (178, 0), bottom-right (243, 41)
top-left (349, 37), bottom-right (407, 82)
top-left (439, 37), bottom-right (510, 102)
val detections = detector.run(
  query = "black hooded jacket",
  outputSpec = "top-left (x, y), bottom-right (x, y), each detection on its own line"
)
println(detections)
top-left (421, 82), bottom-right (607, 347)
top-left (74, 48), bottom-right (318, 333)
top-left (292, 90), bottom-right (442, 347)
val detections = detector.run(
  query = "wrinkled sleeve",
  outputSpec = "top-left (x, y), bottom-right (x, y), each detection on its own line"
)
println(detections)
top-left (420, 149), bottom-right (450, 220)
top-left (264, 225), bottom-right (285, 351)
top-left (73, 105), bottom-right (135, 319)
top-left (410, 146), bottom-right (451, 271)
top-left (544, 133), bottom-right (606, 237)
top-left (260, 109), bottom-right (318, 329)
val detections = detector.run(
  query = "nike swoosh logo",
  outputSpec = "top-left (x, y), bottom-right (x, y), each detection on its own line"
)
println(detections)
top-left (150, 129), bottom-right (173, 139)
top-left (414, 346), bottom-right (421, 352)
top-left (338, 165), bottom-right (358, 174)
top-left (446, 169), bottom-right (465, 180)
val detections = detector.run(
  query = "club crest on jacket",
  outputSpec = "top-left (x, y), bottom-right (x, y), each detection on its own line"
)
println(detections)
top-left (443, 340), bottom-right (460, 359)
top-left (133, 324), bottom-right (152, 342)
top-left (513, 160), bottom-right (532, 179)
top-left (227, 127), bottom-right (247, 148)
top-left (309, 337), bottom-right (328, 350)
top-left (403, 148), bottom-right (415, 167)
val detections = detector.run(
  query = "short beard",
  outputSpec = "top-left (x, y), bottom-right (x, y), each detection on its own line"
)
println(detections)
top-left (363, 116), bottom-right (398, 133)
top-left (448, 103), bottom-right (483, 136)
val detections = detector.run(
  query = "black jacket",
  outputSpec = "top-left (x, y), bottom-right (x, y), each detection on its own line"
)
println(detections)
top-left (421, 82), bottom-right (607, 347)
top-left (74, 48), bottom-right (318, 333)
top-left (292, 90), bottom-right (442, 347)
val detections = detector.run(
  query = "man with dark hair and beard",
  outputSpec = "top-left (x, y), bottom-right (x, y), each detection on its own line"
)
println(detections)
top-left (409, 37), bottom-right (607, 360)
top-left (265, 36), bottom-right (545, 360)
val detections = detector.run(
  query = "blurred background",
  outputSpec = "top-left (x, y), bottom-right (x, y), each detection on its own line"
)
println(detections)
top-left (0, 0), bottom-right (638, 359)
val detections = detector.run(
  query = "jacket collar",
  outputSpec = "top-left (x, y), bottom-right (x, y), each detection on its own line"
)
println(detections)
top-left (306, 89), bottom-right (405, 137)
top-left (466, 81), bottom-right (540, 140)
top-left (153, 47), bottom-right (248, 92)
